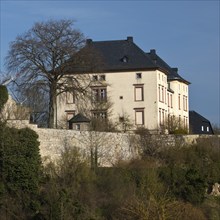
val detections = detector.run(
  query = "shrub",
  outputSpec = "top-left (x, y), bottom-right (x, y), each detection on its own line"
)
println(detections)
top-left (0, 123), bottom-right (42, 218)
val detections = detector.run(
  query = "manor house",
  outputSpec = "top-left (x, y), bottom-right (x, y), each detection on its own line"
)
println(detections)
top-left (56, 37), bottom-right (190, 132)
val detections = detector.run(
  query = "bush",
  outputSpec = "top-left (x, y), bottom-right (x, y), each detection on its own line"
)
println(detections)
top-left (0, 123), bottom-right (42, 218)
top-left (170, 128), bottom-right (188, 134)
top-left (0, 126), bottom-right (41, 193)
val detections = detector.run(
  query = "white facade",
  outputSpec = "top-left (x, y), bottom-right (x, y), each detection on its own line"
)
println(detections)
top-left (56, 70), bottom-right (189, 132)
top-left (56, 37), bottom-right (190, 132)
top-left (168, 80), bottom-right (189, 128)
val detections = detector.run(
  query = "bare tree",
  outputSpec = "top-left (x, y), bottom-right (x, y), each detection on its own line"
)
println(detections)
top-left (19, 85), bottom-right (49, 126)
top-left (5, 19), bottom-right (99, 128)
top-left (164, 114), bottom-right (188, 134)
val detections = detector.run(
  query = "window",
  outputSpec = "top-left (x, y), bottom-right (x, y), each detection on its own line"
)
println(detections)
top-left (76, 124), bottom-right (80, 130)
top-left (119, 96), bottom-right (123, 99)
top-left (121, 56), bottom-right (128, 63)
top-left (100, 89), bottom-right (106, 100)
top-left (92, 87), bottom-right (107, 102)
top-left (178, 94), bottom-right (181, 110)
top-left (66, 91), bottom-right (75, 104)
top-left (183, 116), bottom-right (188, 129)
top-left (201, 126), bottom-right (204, 131)
top-left (119, 116), bottom-right (124, 122)
top-left (170, 94), bottom-right (173, 108)
top-left (159, 108), bottom-right (161, 125)
top-left (136, 73), bottom-right (142, 79)
top-left (100, 75), bottom-right (106, 81)
top-left (92, 111), bottom-right (107, 119)
top-left (159, 85), bottom-right (164, 103)
top-left (135, 108), bottom-right (144, 125)
top-left (183, 96), bottom-right (188, 111)
top-left (92, 75), bottom-right (105, 81)
top-left (162, 110), bottom-right (165, 124)
top-left (66, 77), bottom-right (73, 86)
top-left (92, 75), bottom-right (98, 81)
top-left (179, 115), bottom-right (181, 125)
top-left (165, 88), bottom-right (167, 104)
top-left (158, 86), bottom-right (161, 101)
top-left (207, 126), bottom-right (209, 132)
top-left (134, 85), bottom-right (144, 101)
top-left (183, 96), bottom-right (185, 111)
top-left (100, 112), bottom-right (107, 118)
top-left (159, 108), bottom-right (165, 125)
top-left (66, 111), bottom-right (75, 121)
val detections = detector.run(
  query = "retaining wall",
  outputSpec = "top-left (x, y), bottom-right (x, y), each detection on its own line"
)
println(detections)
top-left (6, 120), bottom-right (220, 166)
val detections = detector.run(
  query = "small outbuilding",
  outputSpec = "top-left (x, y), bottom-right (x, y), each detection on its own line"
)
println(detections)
top-left (68, 113), bottom-right (90, 131)
top-left (189, 110), bottom-right (214, 134)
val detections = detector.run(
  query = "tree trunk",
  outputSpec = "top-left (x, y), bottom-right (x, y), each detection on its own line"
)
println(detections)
top-left (48, 83), bottom-right (57, 128)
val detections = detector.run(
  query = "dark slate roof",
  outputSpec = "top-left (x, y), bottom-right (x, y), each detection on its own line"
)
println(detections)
top-left (68, 113), bottom-right (90, 123)
top-left (189, 110), bottom-right (214, 134)
top-left (145, 50), bottom-right (190, 84)
top-left (189, 111), bottom-right (210, 123)
top-left (67, 37), bottom-right (189, 84)
top-left (84, 37), bottom-right (157, 72)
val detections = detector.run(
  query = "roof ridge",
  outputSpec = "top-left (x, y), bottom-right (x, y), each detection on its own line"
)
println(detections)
top-left (92, 39), bottom-right (128, 43)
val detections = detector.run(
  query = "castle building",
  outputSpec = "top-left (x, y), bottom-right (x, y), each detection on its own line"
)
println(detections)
top-left (56, 37), bottom-right (190, 132)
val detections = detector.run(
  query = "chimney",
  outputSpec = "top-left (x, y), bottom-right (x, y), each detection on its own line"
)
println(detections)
top-left (127, 36), bottom-right (133, 42)
top-left (86, 39), bottom-right (93, 45)
top-left (150, 49), bottom-right (157, 62)
top-left (172, 68), bottom-right (178, 73)
top-left (150, 49), bottom-right (156, 55)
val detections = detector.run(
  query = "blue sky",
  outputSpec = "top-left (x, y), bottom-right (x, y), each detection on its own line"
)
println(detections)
top-left (0, 0), bottom-right (219, 125)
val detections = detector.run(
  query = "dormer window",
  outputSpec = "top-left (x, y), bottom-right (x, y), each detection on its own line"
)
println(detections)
top-left (121, 56), bottom-right (128, 63)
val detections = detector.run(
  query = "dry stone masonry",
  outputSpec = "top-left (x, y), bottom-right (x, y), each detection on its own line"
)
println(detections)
top-left (6, 120), bottom-right (219, 167)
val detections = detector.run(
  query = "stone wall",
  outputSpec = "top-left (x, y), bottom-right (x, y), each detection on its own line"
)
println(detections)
top-left (7, 120), bottom-right (140, 166)
top-left (36, 128), bottom-right (141, 166)
top-left (6, 120), bottom-right (220, 166)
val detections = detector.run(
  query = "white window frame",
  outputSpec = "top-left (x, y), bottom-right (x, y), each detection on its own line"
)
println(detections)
top-left (134, 85), bottom-right (144, 101)
top-left (134, 108), bottom-right (144, 125)
top-left (66, 90), bottom-right (75, 104)
top-left (92, 87), bottom-right (107, 102)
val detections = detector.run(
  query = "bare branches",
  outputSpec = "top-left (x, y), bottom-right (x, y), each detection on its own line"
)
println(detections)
top-left (6, 20), bottom-right (84, 82)
top-left (4, 19), bottom-right (91, 128)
